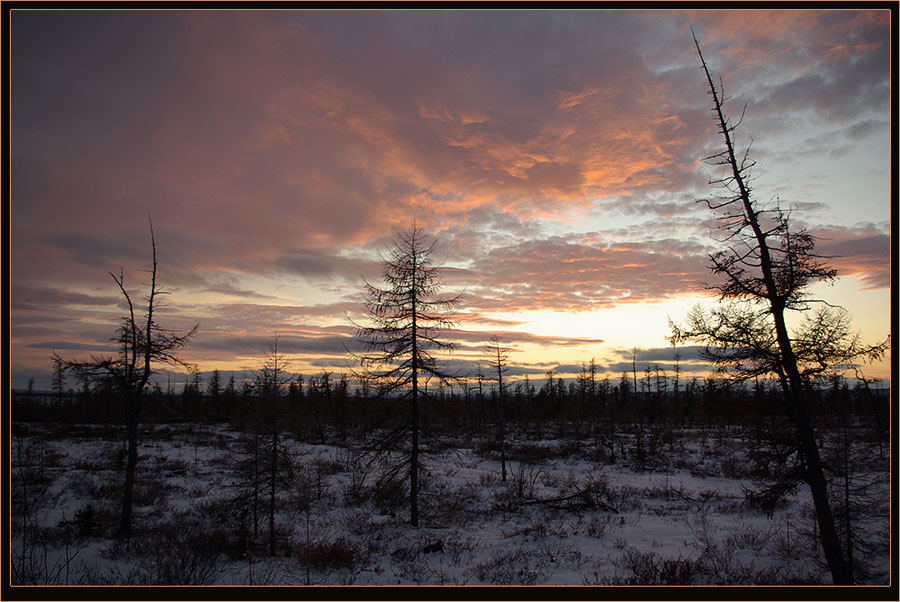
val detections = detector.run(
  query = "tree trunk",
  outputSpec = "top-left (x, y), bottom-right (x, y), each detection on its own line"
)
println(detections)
top-left (119, 399), bottom-right (140, 538)
top-left (410, 340), bottom-right (420, 526)
top-left (750, 152), bottom-right (851, 586)
top-left (269, 431), bottom-right (277, 557)
top-left (410, 382), bottom-right (419, 528)
top-left (785, 375), bottom-right (852, 584)
top-left (498, 371), bottom-right (507, 483)
top-left (410, 272), bottom-right (420, 528)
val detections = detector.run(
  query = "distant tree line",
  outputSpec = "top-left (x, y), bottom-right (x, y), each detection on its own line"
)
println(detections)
top-left (11, 367), bottom-right (889, 440)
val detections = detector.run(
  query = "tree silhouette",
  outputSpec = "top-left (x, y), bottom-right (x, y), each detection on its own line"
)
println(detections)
top-left (487, 334), bottom-right (511, 482)
top-left (255, 335), bottom-right (293, 556)
top-left (670, 33), bottom-right (888, 585)
top-left (53, 218), bottom-right (196, 537)
top-left (352, 221), bottom-right (459, 527)
top-left (206, 369), bottom-right (222, 419)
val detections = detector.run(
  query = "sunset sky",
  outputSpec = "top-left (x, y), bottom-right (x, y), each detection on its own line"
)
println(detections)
top-left (9, 8), bottom-right (892, 392)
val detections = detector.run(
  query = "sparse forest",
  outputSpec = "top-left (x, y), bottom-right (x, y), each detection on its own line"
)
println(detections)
top-left (8, 361), bottom-right (891, 586)
top-left (8, 36), bottom-right (892, 590)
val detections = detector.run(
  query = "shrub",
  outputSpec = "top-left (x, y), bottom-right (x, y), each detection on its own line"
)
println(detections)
top-left (594, 549), bottom-right (696, 585)
top-left (470, 546), bottom-right (550, 585)
top-left (419, 480), bottom-right (482, 526)
top-left (130, 516), bottom-right (225, 585)
top-left (298, 537), bottom-right (363, 571)
top-left (72, 504), bottom-right (100, 538)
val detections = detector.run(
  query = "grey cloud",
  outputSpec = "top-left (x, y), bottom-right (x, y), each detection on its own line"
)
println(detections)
top-left (446, 328), bottom-right (604, 348)
top-left (602, 345), bottom-right (761, 376)
top-left (11, 285), bottom-right (121, 311)
top-left (27, 341), bottom-right (119, 352)
top-left (194, 332), bottom-right (360, 356)
top-left (819, 233), bottom-right (890, 258)
top-left (43, 231), bottom-right (149, 271)
top-left (816, 230), bottom-right (891, 289)
top-left (461, 234), bottom-right (713, 312)
top-left (844, 119), bottom-right (888, 141)
top-left (273, 251), bottom-right (377, 281)
top-left (610, 345), bottom-right (708, 363)
top-left (755, 45), bottom-right (889, 125)
top-left (199, 286), bottom-right (277, 300)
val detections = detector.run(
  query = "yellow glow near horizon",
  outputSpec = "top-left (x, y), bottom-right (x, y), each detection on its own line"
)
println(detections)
top-left (482, 280), bottom-right (891, 381)
top-left (488, 295), bottom-right (713, 351)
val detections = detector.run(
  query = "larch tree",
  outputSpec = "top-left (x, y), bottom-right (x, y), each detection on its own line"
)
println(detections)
top-left (669, 33), bottom-right (888, 584)
top-left (352, 221), bottom-right (459, 527)
top-left (207, 368), bottom-right (222, 420)
top-left (53, 218), bottom-right (196, 537)
top-left (51, 354), bottom-right (66, 400)
top-left (487, 335), bottom-right (511, 482)
top-left (255, 335), bottom-right (294, 556)
top-left (228, 336), bottom-right (294, 558)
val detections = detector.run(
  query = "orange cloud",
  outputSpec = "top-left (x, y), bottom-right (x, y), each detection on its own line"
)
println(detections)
top-left (814, 226), bottom-right (891, 289)
top-left (10, 10), bottom-right (890, 389)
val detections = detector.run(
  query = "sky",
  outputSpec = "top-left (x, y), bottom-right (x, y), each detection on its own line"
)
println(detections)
top-left (9, 8), bottom-right (893, 392)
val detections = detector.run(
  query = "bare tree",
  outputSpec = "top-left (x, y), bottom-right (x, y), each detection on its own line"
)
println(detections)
top-left (51, 354), bottom-right (66, 401)
top-left (53, 218), bottom-right (196, 537)
top-left (487, 335), bottom-right (511, 482)
top-left (206, 369), bottom-right (222, 420)
top-left (669, 33), bottom-right (888, 584)
top-left (352, 221), bottom-right (459, 527)
top-left (255, 335), bottom-right (294, 556)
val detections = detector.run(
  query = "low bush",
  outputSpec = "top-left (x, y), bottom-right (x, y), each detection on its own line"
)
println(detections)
top-left (470, 546), bottom-right (550, 585)
top-left (297, 536), bottom-right (363, 571)
top-left (127, 513), bottom-right (226, 585)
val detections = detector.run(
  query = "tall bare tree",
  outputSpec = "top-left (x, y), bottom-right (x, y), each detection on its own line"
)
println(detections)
top-left (487, 335), bottom-right (511, 482)
top-left (255, 335), bottom-right (293, 556)
top-left (670, 33), bottom-right (888, 584)
top-left (53, 219), bottom-right (196, 537)
top-left (352, 222), bottom-right (459, 527)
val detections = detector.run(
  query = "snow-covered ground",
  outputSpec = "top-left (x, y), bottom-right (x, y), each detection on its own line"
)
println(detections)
top-left (9, 421), bottom-right (891, 586)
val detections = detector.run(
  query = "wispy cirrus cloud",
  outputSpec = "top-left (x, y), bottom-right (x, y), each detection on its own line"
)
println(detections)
top-left (11, 285), bottom-right (121, 311)
top-left (814, 225), bottom-right (891, 289)
top-left (460, 234), bottom-right (715, 312)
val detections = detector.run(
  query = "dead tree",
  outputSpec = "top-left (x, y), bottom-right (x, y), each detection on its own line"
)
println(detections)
top-left (255, 335), bottom-right (294, 556)
top-left (487, 335), bottom-right (511, 482)
top-left (670, 33), bottom-right (888, 585)
top-left (53, 218), bottom-right (196, 537)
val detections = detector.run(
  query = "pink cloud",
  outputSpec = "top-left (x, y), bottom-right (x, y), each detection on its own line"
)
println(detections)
top-left (459, 235), bottom-right (715, 313)
top-left (814, 226), bottom-right (891, 289)
top-left (10, 10), bottom-right (891, 388)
